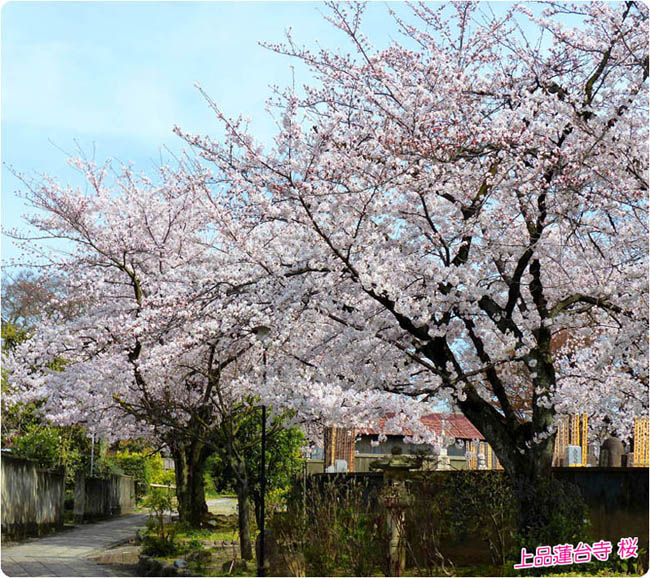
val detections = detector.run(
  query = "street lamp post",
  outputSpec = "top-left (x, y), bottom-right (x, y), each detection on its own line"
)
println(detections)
top-left (90, 432), bottom-right (95, 477)
top-left (260, 348), bottom-right (267, 577)
top-left (253, 326), bottom-right (271, 577)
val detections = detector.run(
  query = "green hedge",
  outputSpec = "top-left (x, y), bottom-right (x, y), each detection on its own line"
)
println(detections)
top-left (103, 451), bottom-right (173, 499)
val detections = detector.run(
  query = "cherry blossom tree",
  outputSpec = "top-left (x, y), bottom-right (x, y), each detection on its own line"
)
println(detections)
top-left (3, 158), bottom-right (298, 533)
top-left (179, 1), bottom-right (648, 539)
top-left (4, 154), bottom-right (442, 556)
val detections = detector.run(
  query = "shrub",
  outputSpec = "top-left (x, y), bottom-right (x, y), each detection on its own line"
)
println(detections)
top-left (9, 425), bottom-right (60, 469)
top-left (188, 537), bottom-right (204, 550)
top-left (8, 424), bottom-right (91, 488)
top-left (103, 450), bottom-right (170, 499)
top-left (141, 535), bottom-right (177, 557)
top-left (401, 471), bottom-right (517, 573)
top-left (515, 477), bottom-right (590, 549)
top-left (151, 466), bottom-right (176, 487)
top-left (93, 455), bottom-right (123, 478)
top-left (270, 476), bottom-right (388, 576)
top-left (143, 486), bottom-right (176, 554)
top-left (402, 470), bottom-right (592, 574)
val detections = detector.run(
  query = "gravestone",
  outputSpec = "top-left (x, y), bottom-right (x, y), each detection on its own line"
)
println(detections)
top-left (599, 437), bottom-right (624, 467)
top-left (566, 445), bottom-right (582, 466)
top-left (334, 459), bottom-right (348, 473)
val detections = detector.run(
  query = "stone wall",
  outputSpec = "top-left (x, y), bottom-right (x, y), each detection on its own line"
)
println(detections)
top-left (314, 467), bottom-right (649, 565)
top-left (112, 474), bottom-right (136, 514)
top-left (554, 467), bottom-right (649, 546)
top-left (1, 454), bottom-right (65, 540)
top-left (74, 473), bottom-right (136, 523)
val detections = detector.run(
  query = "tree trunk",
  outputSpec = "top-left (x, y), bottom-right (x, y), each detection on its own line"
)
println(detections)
top-left (171, 440), bottom-right (210, 528)
top-left (464, 431), bottom-right (556, 544)
top-left (507, 443), bottom-right (555, 541)
top-left (457, 388), bottom-right (561, 542)
top-left (233, 460), bottom-right (254, 560)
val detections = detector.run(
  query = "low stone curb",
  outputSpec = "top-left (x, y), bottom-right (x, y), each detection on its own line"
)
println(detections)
top-left (84, 535), bottom-right (136, 560)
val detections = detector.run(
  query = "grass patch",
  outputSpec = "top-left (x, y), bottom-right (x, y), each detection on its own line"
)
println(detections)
top-left (141, 510), bottom-right (258, 577)
top-left (174, 525), bottom-right (239, 543)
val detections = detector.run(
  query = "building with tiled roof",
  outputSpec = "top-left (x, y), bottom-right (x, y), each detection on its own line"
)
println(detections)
top-left (314, 413), bottom-right (501, 473)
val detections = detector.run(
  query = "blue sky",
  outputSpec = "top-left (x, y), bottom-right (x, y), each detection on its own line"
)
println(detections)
top-left (1, 2), bottom-right (534, 266)
top-left (2, 1), bottom-right (409, 264)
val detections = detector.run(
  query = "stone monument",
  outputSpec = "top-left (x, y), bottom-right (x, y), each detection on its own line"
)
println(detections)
top-left (599, 436), bottom-right (624, 467)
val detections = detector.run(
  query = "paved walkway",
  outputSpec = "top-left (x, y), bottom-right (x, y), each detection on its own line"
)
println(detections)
top-left (206, 497), bottom-right (237, 515)
top-left (1, 514), bottom-right (147, 577)
top-left (1, 499), bottom-right (237, 577)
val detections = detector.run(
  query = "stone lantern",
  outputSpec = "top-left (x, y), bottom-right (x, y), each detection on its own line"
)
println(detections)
top-left (371, 456), bottom-right (419, 576)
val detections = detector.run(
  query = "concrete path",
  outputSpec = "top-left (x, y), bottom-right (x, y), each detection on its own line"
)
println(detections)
top-left (1, 514), bottom-right (147, 577)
